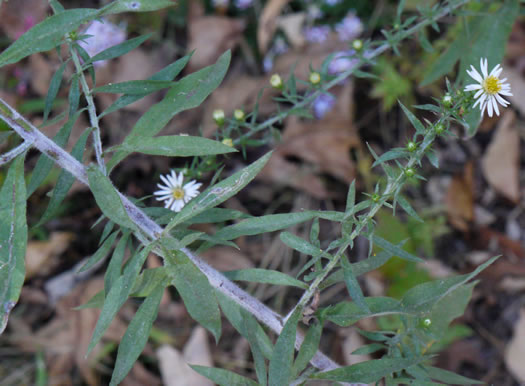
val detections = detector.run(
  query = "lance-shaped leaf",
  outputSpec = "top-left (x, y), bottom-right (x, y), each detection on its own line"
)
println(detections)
top-left (85, 245), bottom-right (153, 357)
top-left (398, 101), bottom-right (425, 134)
top-left (320, 297), bottom-right (404, 327)
top-left (0, 9), bottom-right (99, 67)
top-left (114, 135), bottom-right (237, 157)
top-left (341, 256), bottom-right (370, 314)
top-left (0, 155), bottom-right (27, 335)
top-left (165, 151), bottom-right (272, 231)
top-left (280, 231), bottom-right (323, 257)
top-left (43, 61), bottom-right (67, 122)
top-left (87, 165), bottom-right (136, 231)
top-left (292, 320), bottom-right (323, 378)
top-left (108, 50), bottom-right (231, 170)
top-left (86, 34), bottom-right (151, 65)
top-left (99, 54), bottom-right (192, 118)
top-left (92, 80), bottom-right (176, 95)
top-left (310, 357), bottom-right (426, 383)
top-left (37, 128), bottom-right (92, 226)
top-left (370, 235), bottom-right (423, 263)
top-left (109, 284), bottom-right (164, 385)
top-left (27, 111), bottom-right (81, 197)
top-left (100, 0), bottom-right (175, 15)
top-left (165, 249), bottom-right (222, 342)
top-left (268, 309), bottom-right (301, 386)
top-left (190, 366), bottom-right (259, 386)
top-left (223, 268), bottom-right (307, 289)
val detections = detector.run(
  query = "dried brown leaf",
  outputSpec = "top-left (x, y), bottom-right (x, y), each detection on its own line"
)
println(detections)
top-left (445, 161), bottom-right (475, 231)
top-left (258, 0), bottom-right (291, 54)
top-left (505, 308), bottom-right (525, 383)
top-left (481, 112), bottom-right (520, 203)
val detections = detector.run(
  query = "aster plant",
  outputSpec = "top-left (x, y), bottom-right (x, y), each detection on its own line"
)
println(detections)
top-left (0, 0), bottom-right (519, 385)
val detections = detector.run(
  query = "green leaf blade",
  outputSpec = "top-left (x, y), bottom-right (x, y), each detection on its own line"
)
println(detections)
top-left (0, 9), bottom-right (99, 68)
top-left (0, 155), bottom-right (27, 334)
top-left (117, 135), bottom-right (238, 157)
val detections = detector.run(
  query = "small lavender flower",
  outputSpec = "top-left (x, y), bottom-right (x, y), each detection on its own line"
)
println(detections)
top-left (235, 0), bottom-right (252, 9)
top-left (335, 12), bottom-right (363, 41)
top-left (304, 25), bottom-right (331, 43)
top-left (78, 19), bottom-right (126, 67)
top-left (312, 93), bottom-right (336, 119)
top-left (263, 55), bottom-right (274, 72)
top-left (325, 0), bottom-right (342, 6)
top-left (273, 36), bottom-right (289, 55)
top-left (328, 50), bottom-right (358, 75)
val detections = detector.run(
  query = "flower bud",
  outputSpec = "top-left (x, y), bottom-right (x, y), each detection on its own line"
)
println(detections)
top-left (442, 93), bottom-right (453, 107)
top-left (234, 109), bottom-right (245, 121)
top-left (270, 74), bottom-right (283, 89)
top-left (213, 109), bottom-right (225, 126)
top-left (352, 39), bottom-right (363, 51)
top-left (222, 138), bottom-right (234, 147)
top-left (309, 72), bottom-right (321, 85)
top-left (406, 141), bottom-right (417, 152)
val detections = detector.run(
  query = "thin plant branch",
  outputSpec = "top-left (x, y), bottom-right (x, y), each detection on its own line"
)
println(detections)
top-left (0, 139), bottom-right (33, 166)
top-left (70, 44), bottom-right (107, 175)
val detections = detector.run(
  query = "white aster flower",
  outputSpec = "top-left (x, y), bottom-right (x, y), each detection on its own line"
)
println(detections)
top-left (154, 171), bottom-right (202, 212)
top-left (464, 58), bottom-right (512, 117)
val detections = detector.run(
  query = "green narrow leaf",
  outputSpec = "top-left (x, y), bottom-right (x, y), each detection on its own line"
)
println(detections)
top-left (131, 267), bottom-right (170, 297)
top-left (78, 231), bottom-right (119, 273)
top-left (37, 128), bottom-right (92, 226)
top-left (292, 320), bottom-right (323, 377)
top-left (85, 244), bottom-right (154, 356)
top-left (100, 0), bottom-right (175, 15)
top-left (268, 310), bottom-right (301, 386)
top-left (371, 235), bottom-right (423, 263)
top-left (423, 365), bottom-right (483, 385)
top-left (87, 165), bottom-right (137, 230)
top-left (27, 111), bottom-right (81, 197)
top-left (73, 44), bottom-right (95, 85)
top-left (400, 256), bottom-right (499, 312)
top-left (280, 231), bottom-right (323, 258)
top-left (93, 80), bottom-right (176, 95)
top-left (104, 232), bottom-right (130, 294)
top-left (351, 343), bottom-right (386, 356)
top-left (223, 268), bottom-right (307, 289)
top-left (216, 291), bottom-right (273, 359)
top-left (68, 74), bottom-right (80, 118)
top-left (44, 61), bottom-right (67, 122)
top-left (114, 135), bottom-right (238, 157)
top-left (0, 155), bottom-right (27, 334)
top-left (211, 211), bottom-right (316, 242)
top-left (108, 50), bottom-right (231, 171)
top-left (74, 289), bottom-right (104, 310)
top-left (109, 284), bottom-right (164, 386)
top-left (166, 151), bottom-right (271, 230)
top-left (398, 101), bottom-right (425, 133)
top-left (320, 297), bottom-right (403, 327)
top-left (0, 9), bottom-right (99, 68)
top-left (311, 357), bottom-right (425, 382)
top-left (396, 195), bottom-right (423, 222)
top-left (345, 180), bottom-right (356, 213)
top-left (87, 34), bottom-right (151, 64)
top-left (371, 148), bottom-right (408, 168)
top-left (99, 54), bottom-right (192, 118)
top-left (341, 256), bottom-right (370, 313)
top-left (242, 314), bottom-right (268, 386)
top-left (190, 366), bottom-right (259, 386)
top-left (165, 250), bottom-right (222, 342)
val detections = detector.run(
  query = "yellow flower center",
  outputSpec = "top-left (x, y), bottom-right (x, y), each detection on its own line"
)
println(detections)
top-left (483, 75), bottom-right (502, 95)
top-left (172, 187), bottom-right (185, 200)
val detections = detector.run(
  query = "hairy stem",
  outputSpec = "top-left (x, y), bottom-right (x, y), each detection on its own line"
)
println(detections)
top-left (70, 45), bottom-right (107, 175)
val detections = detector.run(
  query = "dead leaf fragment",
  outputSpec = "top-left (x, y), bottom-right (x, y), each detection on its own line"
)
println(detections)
top-left (188, 16), bottom-right (245, 71)
top-left (258, 0), bottom-right (291, 53)
top-left (481, 111), bottom-right (520, 203)
top-left (445, 161), bottom-right (475, 231)
top-left (505, 308), bottom-right (525, 383)
top-left (277, 13), bottom-right (306, 48)
top-left (25, 232), bottom-right (75, 279)
top-left (157, 327), bottom-right (214, 386)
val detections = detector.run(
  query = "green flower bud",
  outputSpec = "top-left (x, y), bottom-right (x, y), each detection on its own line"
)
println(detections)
top-left (213, 109), bottom-right (225, 126)
top-left (270, 74), bottom-right (283, 89)
top-left (309, 72), bottom-right (321, 85)
top-left (406, 141), bottom-right (417, 152)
